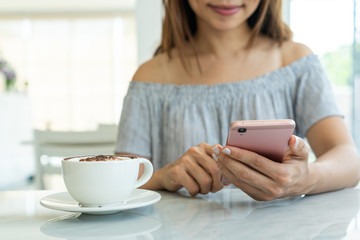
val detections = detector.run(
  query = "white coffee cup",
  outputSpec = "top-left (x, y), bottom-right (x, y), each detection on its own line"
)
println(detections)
top-left (61, 155), bottom-right (153, 207)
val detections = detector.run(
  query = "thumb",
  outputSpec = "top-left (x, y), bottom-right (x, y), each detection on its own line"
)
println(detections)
top-left (284, 135), bottom-right (310, 161)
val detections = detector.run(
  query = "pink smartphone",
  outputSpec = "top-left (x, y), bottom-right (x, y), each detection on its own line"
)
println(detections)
top-left (226, 119), bottom-right (296, 163)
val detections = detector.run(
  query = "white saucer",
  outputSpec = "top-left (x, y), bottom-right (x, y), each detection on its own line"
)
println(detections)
top-left (40, 189), bottom-right (161, 215)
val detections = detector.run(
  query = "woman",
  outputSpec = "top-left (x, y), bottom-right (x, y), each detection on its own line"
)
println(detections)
top-left (116, 0), bottom-right (360, 200)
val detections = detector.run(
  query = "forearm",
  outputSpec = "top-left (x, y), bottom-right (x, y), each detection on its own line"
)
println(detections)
top-left (139, 169), bottom-right (165, 191)
top-left (307, 144), bottom-right (360, 195)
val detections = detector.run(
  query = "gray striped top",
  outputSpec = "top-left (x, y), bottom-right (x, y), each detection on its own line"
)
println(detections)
top-left (115, 54), bottom-right (342, 170)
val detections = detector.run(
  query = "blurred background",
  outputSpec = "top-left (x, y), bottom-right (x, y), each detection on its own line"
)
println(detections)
top-left (0, 0), bottom-right (359, 190)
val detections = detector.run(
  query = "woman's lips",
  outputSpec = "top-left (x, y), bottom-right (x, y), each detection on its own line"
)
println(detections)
top-left (209, 5), bottom-right (244, 16)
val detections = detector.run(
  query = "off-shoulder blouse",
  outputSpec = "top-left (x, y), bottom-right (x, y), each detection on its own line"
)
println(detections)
top-left (115, 54), bottom-right (342, 170)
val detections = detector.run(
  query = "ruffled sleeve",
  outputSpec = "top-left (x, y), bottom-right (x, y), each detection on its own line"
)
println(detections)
top-left (115, 85), bottom-right (151, 158)
top-left (293, 55), bottom-right (343, 136)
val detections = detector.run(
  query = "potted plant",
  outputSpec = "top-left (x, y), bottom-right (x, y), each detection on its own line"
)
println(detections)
top-left (0, 58), bottom-right (16, 92)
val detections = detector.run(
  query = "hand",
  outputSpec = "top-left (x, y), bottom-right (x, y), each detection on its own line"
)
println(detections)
top-left (158, 143), bottom-right (223, 196)
top-left (215, 136), bottom-right (311, 201)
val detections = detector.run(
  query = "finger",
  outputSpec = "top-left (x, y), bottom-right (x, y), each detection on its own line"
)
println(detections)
top-left (237, 182), bottom-right (278, 201)
top-left (210, 169), bottom-right (223, 192)
top-left (210, 144), bottom-right (230, 188)
top-left (217, 158), bottom-right (276, 201)
top-left (210, 144), bottom-right (222, 155)
top-left (217, 153), bottom-right (276, 191)
top-left (220, 146), bottom-right (283, 182)
top-left (194, 144), bottom-right (223, 192)
top-left (284, 136), bottom-right (309, 161)
top-left (186, 158), bottom-right (214, 195)
top-left (176, 169), bottom-right (201, 196)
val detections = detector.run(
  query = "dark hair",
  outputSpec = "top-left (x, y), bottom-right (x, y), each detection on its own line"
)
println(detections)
top-left (155, 0), bottom-right (292, 72)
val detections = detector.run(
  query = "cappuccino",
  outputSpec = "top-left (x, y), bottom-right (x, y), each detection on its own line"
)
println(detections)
top-left (64, 155), bottom-right (136, 162)
top-left (61, 155), bottom-right (153, 207)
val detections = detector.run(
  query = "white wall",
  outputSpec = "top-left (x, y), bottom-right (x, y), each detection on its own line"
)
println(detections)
top-left (0, 0), bottom-right (135, 14)
top-left (282, 0), bottom-right (291, 25)
top-left (135, 0), bottom-right (162, 66)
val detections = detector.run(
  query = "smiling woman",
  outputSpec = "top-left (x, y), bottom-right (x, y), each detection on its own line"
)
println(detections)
top-left (115, 0), bottom-right (360, 201)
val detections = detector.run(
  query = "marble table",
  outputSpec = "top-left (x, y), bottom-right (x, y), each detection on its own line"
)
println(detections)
top-left (1, 187), bottom-right (360, 239)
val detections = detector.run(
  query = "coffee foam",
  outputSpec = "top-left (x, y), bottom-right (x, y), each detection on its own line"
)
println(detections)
top-left (64, 155), bottom-right (133, 162)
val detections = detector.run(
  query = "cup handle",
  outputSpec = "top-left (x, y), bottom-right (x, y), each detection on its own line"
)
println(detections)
top-left (134, 158), bottom-right (153, 188)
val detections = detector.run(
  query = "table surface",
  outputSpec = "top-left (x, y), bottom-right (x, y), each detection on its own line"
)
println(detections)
top-left (1, 187), bottom-right (360, 240)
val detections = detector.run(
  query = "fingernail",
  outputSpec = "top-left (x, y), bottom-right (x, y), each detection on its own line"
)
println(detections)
top-left (223, 148), bottom-right (231, 155)
top-left (212, 146), bottom-right (220, 155)
top-left (217, 167), bottom-right (222, 174)
top-left (294, 136), bottom-right (300, 149)
top-left (212, 153), bottom-right (218, 161)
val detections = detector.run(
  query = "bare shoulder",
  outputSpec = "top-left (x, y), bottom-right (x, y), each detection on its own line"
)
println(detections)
top-left (132, 53), bottom-right (169, 83)
top-left (281, 40), bottom-right (314, 67)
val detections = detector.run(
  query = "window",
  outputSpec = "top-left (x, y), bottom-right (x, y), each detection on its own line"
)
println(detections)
top-left (0, 2), bottom-right (137, 131)
top-left (287, 0), bottom-right (360, 149)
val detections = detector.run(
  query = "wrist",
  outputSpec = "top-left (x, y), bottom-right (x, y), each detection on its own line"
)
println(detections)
top-left (140, 169), bottom-right (164, 191)
top-left (304, 162), bottom-right (320, 195)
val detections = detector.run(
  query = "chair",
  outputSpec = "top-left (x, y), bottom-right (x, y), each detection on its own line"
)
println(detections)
top-left (33, 124), bottom-right (118, 189)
